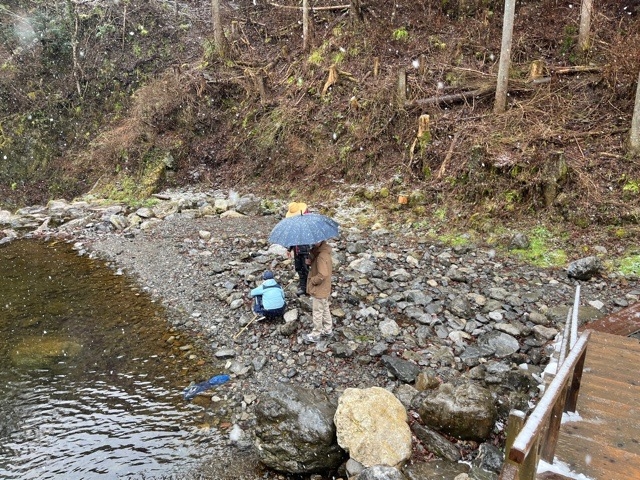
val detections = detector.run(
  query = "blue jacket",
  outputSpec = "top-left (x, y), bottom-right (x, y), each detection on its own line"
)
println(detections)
top-left (250, 279), bottom-right (285, 310)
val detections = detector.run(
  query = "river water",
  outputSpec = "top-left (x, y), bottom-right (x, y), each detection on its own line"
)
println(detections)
top-left (0, 239), bottom-right (232, 479)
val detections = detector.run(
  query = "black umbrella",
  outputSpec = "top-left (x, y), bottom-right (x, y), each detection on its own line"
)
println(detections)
top-left (268, 213), bottom-right (339, 248)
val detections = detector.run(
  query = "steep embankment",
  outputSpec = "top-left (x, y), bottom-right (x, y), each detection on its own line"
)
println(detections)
top-left (1, 1), bottom-right (640, 238)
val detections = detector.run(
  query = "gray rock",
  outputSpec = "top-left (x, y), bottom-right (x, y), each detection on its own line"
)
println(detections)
top-left (254, 383), bottom-right (344, 473)
top-left (412, 382), bottom-right (497, 441)
top-left (369, 342), bottom-right (388, 357)
top-left (252, 356), bottom-right (267, 372)
top-left (215, 348), bottom-right (236, 358)
top-left (411, 423), bottom-right (461, 462)
top-left (448, 295), bottom-right (472, 317)
top-left (403, 460), bottom-right (469, 480)
top-left (508, 233), bottom-right (530, 250)
top-left (350, 257), bottom-right (376, 274)
top-left (355, 465), bottom-right (408, 480)
top-left (567, 256), bottom-right (602, 280)
top-left (532, 324), bottom-right (558, 341)
top-left (460, 344), bottom-right (496, 367)
top-left (477, 331), bottom-right (520, 358)
top-left (393, 384), bottom-right (419, 410)
top-left (109, 214), bottom-right (128, 231)
top-left (330, 342), bottom-right (355, 358)
top-left (379, 319), bottom-right (401, 337)
top-left (472, 442), bottom-right (504, 473)
top-left (381, 355), bottom-right (421, 383)
top-left (235, 194), bottom-right (262, 215)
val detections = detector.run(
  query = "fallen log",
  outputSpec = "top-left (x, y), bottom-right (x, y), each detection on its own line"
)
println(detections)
top-left (268, 2), bottom-right (350, 11)
top-left (405, 86), bottom-right (494, 107)
top-left (550, 65), bottom-right (601, 74)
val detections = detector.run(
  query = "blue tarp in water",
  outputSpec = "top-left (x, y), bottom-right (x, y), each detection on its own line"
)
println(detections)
top-left (183, 374), bottom-right (230, 400)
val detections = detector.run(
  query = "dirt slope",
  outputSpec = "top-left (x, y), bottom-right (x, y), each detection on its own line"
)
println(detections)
top-left (1, 1), bottom-right (640, 246)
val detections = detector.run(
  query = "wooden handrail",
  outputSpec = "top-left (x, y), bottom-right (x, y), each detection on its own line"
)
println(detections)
top-left (508, 330), bottom-right (591, 464)
top-left (500, 286), bottom-right (590, 480)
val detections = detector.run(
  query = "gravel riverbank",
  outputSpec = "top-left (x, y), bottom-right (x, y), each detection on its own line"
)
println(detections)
top-left (6, 192), bottom-right (640, 479)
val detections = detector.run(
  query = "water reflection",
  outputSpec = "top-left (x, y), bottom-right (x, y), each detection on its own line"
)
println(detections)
top-left (0, 240), bottom-right (224, 479)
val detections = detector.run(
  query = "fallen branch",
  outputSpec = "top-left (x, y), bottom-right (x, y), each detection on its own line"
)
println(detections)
top-left (268, 2), bottom-right (350, 11)
top-left (436, 130), bottom-right (463, 180)
top-left (234, 313), bottom-right (260, 340)
top-left (406, 86), bottom-right (494, 107)
top-left (550, 65), bottom-right (601, 75)
top-left (543, 127), bottom-right (627, 140)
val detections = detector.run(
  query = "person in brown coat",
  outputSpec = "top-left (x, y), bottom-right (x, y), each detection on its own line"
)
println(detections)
top-left (302, 240), bottom-right (333, 344)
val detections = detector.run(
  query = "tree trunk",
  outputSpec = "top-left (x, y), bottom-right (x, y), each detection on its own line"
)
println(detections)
top-left (303, 0), bottom-right (309, 52)
top-left (578, 0), bottom-right (593, 51)
top-left (494, 0), bottom-right (516, 113)
top-left (211, 0), bottom-right (228, 58)
top-left (630, 69), bottom-right (640, 153)
top-left (350, 0), bottom-right (363, 23)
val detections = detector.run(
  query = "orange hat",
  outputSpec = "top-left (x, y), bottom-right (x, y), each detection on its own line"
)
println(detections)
top-left (285, 202), bottom-right (308, 218)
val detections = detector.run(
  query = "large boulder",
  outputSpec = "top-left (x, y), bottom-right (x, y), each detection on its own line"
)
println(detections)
top-left (234, 194), bottom-right (262, 215)
top-left (411, 382), bottom-right (497, 441)
top-left (254, 383), bottom-right (345, 474)
top-left (334, 387), bottom-right (412, 467)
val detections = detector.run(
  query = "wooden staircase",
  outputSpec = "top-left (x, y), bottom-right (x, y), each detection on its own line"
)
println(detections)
top-left (500, 287), bottom-right (640, 480)
top-left (553, 331), bottom-right (640, 479)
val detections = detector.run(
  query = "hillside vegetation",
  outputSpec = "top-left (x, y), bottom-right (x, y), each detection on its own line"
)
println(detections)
top-left (2, 0), bottom-right (640, 246)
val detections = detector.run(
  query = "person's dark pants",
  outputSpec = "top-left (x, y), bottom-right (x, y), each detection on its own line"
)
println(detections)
top-left (253, 297), bottom-right (285, 319)
top-left (294, 254), bottom-right (309, 293)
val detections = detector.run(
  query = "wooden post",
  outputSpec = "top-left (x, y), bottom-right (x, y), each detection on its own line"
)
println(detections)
top-left (520, 435), bottom-right (540, 480)
top-left (540, 383), bottom-right (569, 462)
top-left (373, 57), bottom-right (380, 78)
top-left (557, 308), bottom-right (572, 371)
top-left (504, 410), bottom-right (526, 462)
top-left (397, 68), bottom-right (407, 106)
top-left (418, 54), bottom-right (427, 77)
top-left (565, 347), bottom-right (588, 412)
top-left (571, 285), bottom-right (580, 347)
top-left (498, 463), bottom-right (519, 480)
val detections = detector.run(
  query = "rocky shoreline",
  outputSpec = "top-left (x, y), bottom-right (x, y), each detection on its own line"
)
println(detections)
top-left (2, 189), bottom-right (639, 479)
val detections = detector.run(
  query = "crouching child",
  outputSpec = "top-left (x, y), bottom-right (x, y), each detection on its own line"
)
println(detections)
top-left (250, 270), bottom-right (286, 320)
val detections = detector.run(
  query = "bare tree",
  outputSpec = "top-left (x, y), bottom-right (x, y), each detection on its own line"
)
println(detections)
top-left (630, 69), bottom-right (640, 153)
top-left (303, 0), bottom-right (309, 52)
top-left (211, 0), bottom-right (229, 58)
top-left (578, 0), bottom-right (593, 51)
top-left (494, 0), bottom-right (516, 113)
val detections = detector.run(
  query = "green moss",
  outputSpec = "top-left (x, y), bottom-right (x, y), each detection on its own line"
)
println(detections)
top-left (437, 232), bottom-right (471, 247)
top-left (392, 27), bottom-right (409, 42)
top-left (509, 226), bottom-right (567, 267)
top-left (616, 254), bottom-right (640, 277)
top-left (308, 45), bottom-right (326, 65)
